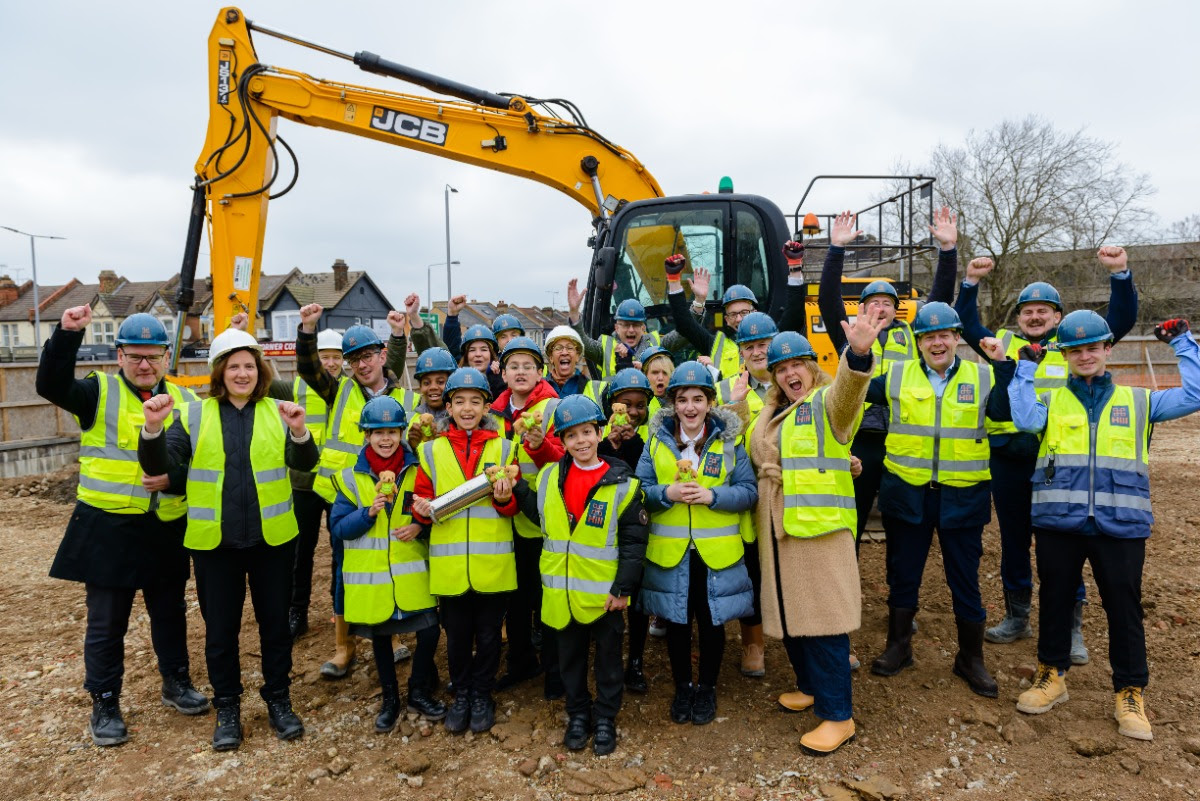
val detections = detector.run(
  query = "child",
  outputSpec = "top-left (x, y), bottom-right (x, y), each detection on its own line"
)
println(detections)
top-left (328, 396), bottom-right (446, 732)
top-left (458, 324), bottom-right (507, 400)
top-left (514, 395), bottom-right (648, 755)
top-left (412, 368), bottom-right (520, 734)
top-left (635, 362), bottom-right (758, 725)
top-left (406, 347), bottom-right (457, 452)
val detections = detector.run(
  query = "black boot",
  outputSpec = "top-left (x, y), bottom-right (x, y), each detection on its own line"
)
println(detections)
top-left (563, 713), bottom-right (591, 751)
top-left (691, 684), bottom-right (717, 725)
top-left (669, 683), bottom-right (694, 724)
top-left (952, 617), bottom-right (998, 698)
top-left (407, 686), bottom-right (447, 720)
top-left (871, 607), bottom-right (917, 677)
top-left (593, 717), bottom-right (617, 756)
top-left (288, 606), bottom-right (308, 640)
top-left (212, 699), bottom-right (242, 751)
top-left (88, 690), bottom-right (129, 747)
top-left (624, 657), bottom-right (648, 694)
top-left (444, 691), bottom-right (471, 733)
top-left (375, 688), bottom-right (401, 733)
top-left (468, 692), bottom-right (496, 733)
top-left (161, 668), bottom-right (211, 715)
top-left (265, 695), bottom-right (304, 741)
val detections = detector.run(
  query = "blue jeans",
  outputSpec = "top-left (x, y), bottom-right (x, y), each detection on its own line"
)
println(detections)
top-left (783, 634), bottom-right (852, 721)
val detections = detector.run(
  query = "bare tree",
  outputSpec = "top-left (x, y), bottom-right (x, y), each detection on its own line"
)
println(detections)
top-left (1163, 214), bottom-right (1200, 242)
top-left (929, 116), bottom-right (1155, 328)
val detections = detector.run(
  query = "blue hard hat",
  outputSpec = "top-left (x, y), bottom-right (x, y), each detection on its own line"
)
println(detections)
top-left (552, 394), bottom-right (605, 433)
top-left (607, 368), bottom-right (654, 402)
top-left (359, 395), bottom-right (407, 430)
top-left (767, 331), bottom-right (817, 370)
top-left (444, 367), bottom-right (493, 401)
top-left (461, 324), bottom-right (497, 353)
top-left (859, 280), bottom-right (900, 306)
top-left (735, 311), bottom-right (778, 344)
top-left (614, 299), bottom-right (647, 323)
top-left (636, 345), bottom-right (673, 369)
top-left (499, 335), bottom-right (544, 368)
top-left (492, 313), bottom-right (525, 336)
top-left (911, 301), bottom-right (963, 336)
top-left (342, 324), bottom-right (383, 357)
top-left (1016, 281), bottom-right (1063, 312)
top-left (115, 313), bottom-right (169, 346)
top-left (413, 347), bottom-right (456, 378)
top-left (721, 284), bottom-right (758, 307)
top-left (1056, 310), bottom-right (1113, 348)
top-left (667, 360), bottom-right (717, 397)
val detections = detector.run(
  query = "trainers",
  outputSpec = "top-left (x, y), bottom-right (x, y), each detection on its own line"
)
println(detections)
top-left (393, 643), bottom-right (412, 663)
top-left (563, 714), bottom-right (591, 751)
top-left (1114, 687), bottom-right (1153, 741)
top-left (211, 700), bottom-right (242, 752)
top-left (648, 616), bottom-right (667, 638)
top-left (1016, 663), bottom-right (1069, 714)
top-left (265, 695), bottom-right (304, 741)
top-left (468, 693), bottom-right (496, 733)
top-left (88, 690), bottom-right (129, 747)
top-left (444, 692), bottom-right (470, 734)
top-left (669, 684), bottom-right (694, 724)
top-left (407, 687), bottom-right (447, 720)
top-left (161, 669), bottom-right (211, 715)
top-left (592, 717), bottom-right (617, 756)
top-left (691, 684), bottom-right (717, 726)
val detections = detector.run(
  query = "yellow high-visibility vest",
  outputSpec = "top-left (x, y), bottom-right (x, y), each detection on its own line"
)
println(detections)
top-left (709, 332), bottom-right (742, 381)
top-left (600, 332), bottom-right (661, 379)
top-left (314, 377), bottom-right (418, 502)
top-left (986, 328), bottom-right (1069, 436)
top-left (505, 397), bottom-right (560, 539)
top-left (779, 386), bottom-right (861, 537)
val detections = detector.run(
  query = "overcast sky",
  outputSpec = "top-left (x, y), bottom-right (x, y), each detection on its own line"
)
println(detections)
top-left (1, 0), bottom-right (1197, 314)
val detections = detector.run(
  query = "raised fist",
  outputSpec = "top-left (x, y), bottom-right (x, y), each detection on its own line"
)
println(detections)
top-left (387, 309), bottom-right (406, 336)
top-left (229, 312), bottom-right (249, 331)
top-left (448, 294), bottom-right (467, 316)
top-left (979, 336), bottom-right (1007, 362)
top-left (1097, 245), bottom-right (1128, 274)
top-left (664, 254), bottom-right (686, 277)
top-left (142, 394), bottom-right (175, 433)
top-left (404, 293), bottom-right (421, 318)
top-left (1018, 344), bottom-right (1046, 364)
top-left (966, 257), bottom-right (994, 283)
top-left (1155, 318), bottom-right (1190, 343)
top-left (299, 303), bottom-right (323, 332)
top-left (277, 400), bottom-right (307, 436)
top-left (61, 304), bottom-right (92, 332)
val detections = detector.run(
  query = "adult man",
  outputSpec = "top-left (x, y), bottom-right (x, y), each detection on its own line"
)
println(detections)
top-left (566, 280), bottom-right (697, 379)
top-left (1011, 313), bottom-right (1200, 741)
top-left (954, 250), bottom-right (1138, 659)
top-left (864, 302), bottom-right (1014, 698)
top-left (37, 308), bottom-right (209, 746)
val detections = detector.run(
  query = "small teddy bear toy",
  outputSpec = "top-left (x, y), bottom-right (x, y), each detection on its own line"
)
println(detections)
top-left (609, 402), bottom-right (629, 428)
top-left (377, 470), bottom-right (397, 499)
top-left (484, 464), bottom-right (521, 483)
top-left (418, 412), bottom-right (435, 439)
top-left (674, 459), bottom-right (695, 482)
top-left (514, 409), bottom-right (544, 435)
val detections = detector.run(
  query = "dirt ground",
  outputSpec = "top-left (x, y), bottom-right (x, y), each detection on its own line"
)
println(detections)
top-left (1, 418), bottom-right (1199, 801)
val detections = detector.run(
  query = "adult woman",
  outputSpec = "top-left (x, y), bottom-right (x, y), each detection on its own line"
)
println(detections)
top-left (139, 329), bottom-right (318, 752)
top-left (635, 361), bottom-right (758, 726)
top-left (741, 312), bottom-right (883, 756)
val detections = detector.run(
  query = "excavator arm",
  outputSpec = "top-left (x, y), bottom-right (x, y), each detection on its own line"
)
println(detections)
top-left (173, 7), bottom-right (663, 372)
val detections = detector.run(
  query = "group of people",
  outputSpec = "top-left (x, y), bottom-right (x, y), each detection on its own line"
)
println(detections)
top-left (38, 206), bottom-right (1200, 758)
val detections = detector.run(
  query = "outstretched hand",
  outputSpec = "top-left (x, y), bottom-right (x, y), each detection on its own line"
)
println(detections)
top-left (686, 265), bottom-right (711, 301)
top-left (928, 206), bottom-right (958, 251)
top-left (830, 210), bottom-right (862, 248)
top-left (567, 278), bottom-right (586, 318)
top-left (842, 307), bottom-right (888, 357)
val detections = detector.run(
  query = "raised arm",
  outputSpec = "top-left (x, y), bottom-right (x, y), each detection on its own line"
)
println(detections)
top-left (924, 206), bottom-right (959, 305)
top-left (1097, 246), bottom-right (1139, 343)
top-left (1008, 350), bottom-right (1049, 433)
top-left (568, 278), bottom-right (606, 365)
top-left (818, 211), bottom-right (862, 354)
top-left (954, 258), bottom-right (997, 357)
top-left (36, 305), bottom-right (101, 426)
top-left (778, 243), bottom-right (810, 336)
top-left (296, 303), bottom-right (340, 406)
top-left (664, 259), bottom-right (716, 355)
top-left (1148, 321), bottom-right (1200, 422)
top-left (441, 295), bottom-right (467, 359)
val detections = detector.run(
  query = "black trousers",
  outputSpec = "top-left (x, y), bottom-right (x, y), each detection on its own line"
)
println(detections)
top-left (850, 430), bottom-right (887, 554)
top-left (441, 590), bottom-right (509, 696)
top-left (666, 550), bottom-right (726, 688)
top-left (83, 581), bottom-right (190, 695)
top-left (1034, 529), bottom-right (1148, 691)
top-left (740, 540), bottom-right (762, 626)
top-left (558, 611), bottom-right (625, 720)
top-left (192, 539), bottom-right (297, 702)
top-left (290, 489), bottom-right (329, 612)
top-left (506, 534), bottom-right (544, 672)
top-left (373, 624), bottom-right (439, 693)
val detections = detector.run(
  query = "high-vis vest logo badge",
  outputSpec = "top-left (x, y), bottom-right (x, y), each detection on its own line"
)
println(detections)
top-left (957, 383), bottom-right (975, 404)
top-left (794, 402), bottom-right (812, 425)
top-left (893, 329), bottom-right (907, 347)
top-left (703, 452), bottom-right (722, 478)
top-left (585, 499), bottom-right (608, 527)
top-left (1110, 405), bottom-right (1130, 426)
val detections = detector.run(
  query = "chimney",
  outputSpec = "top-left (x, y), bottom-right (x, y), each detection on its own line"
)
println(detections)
top-left (98, 269), bottom-right (119, 294)
top-left (0, 275), bottom-right (17, 306)
top-left (332, 258), bottom-right (349, 292)
top-left (496, 300), bottom-right (508, 311)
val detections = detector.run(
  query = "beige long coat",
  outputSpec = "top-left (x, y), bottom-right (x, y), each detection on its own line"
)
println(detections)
top-left (746, 357), bottom-right (872, 639)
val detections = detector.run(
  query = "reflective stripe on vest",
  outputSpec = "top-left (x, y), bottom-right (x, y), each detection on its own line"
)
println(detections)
top-left (717, 376), bottom-right (765, 417)
top-left (986, 329), bottom-right (1069, 435)
top-left (710, 332), bottom-right (742, 381)
top-left (601, 332), bottom-right (661, 379)
top-left (645, 434), bottom-right (744, 570)
top-left (77, 373), bottom-right (196, 520)
top-left (333, 465), bottom-right (435, 623)
top-left (883, 359), bottom-right (992, 487)
top-left (313, 377), bottom-right (414, 502)
top-left (418, 435), bottom-right (516, 595)
top-left (181, 398), bottom-right (298, 549)
top-left (536, 463), bottom-right (638, 628)
top-left (779, 387), bottom-right (861, 538)
top-left (865, 321), bottom-right (917, 416)
top-left (511, 397), bottom-right (559, 539)
top-left (293, 376), bottom-right (329, 447)
top-left (1030, 384), bottom-right (1152, 537)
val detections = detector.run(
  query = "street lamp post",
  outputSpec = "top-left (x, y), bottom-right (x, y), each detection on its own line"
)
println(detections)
top-left (1, 225), bottom-right (66, 358)
top-left (426, 260), bottom-right (460, 309)
top-left (444, 184), bottom-right (458, 299)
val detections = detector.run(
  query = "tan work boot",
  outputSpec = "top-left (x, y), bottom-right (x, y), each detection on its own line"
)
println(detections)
top-left (1016, 663), bottom-right (1068, 714)
top-left (800, 718), bottom-right (856, 755)
top-left (777, 690), bottom-right (815, 713)
top-left (1114, 687), bottom-right (1153, 741)
top-left (320, 615), bottom-right (356, 679)
top-left (740, 622), bottom-right (765, 678)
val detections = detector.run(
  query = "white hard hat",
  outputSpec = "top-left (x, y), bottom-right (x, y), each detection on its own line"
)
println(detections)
top-left (544, 325), bottom-right (583, 356)
top-left (209, 328), bottom-right (263, 367)
top-left (317, 328), bottom-right (343, 352)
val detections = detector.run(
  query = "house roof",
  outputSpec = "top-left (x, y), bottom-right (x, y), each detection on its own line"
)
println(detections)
top-left (0, 281), bottom-right (64, 322)
top-left (93, 278), bottom-right (171, 318)
top-left (41, 282), bottom-right (102, 321)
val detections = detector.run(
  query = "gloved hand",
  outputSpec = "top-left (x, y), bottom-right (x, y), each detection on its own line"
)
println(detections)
top-left (1018, 344), bottom-right (1046, 363)
top-left (664, 254), bottom-right (686, 278)
top-left (783, 240), bottom-right (805, 269)
top-left (1155, 318), bottom-right (1190, 343)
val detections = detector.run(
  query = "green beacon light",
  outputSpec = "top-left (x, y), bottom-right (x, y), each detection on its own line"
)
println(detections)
top-left (718, 176), bottom-right (734, 194)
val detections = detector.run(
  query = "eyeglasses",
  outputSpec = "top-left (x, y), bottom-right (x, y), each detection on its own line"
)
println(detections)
top-left (548, 343), bottom-right (577, 354)
top-left (121, 352), bottom-right (165, 365)
top-left (346, 348), bottom-right (383, 365)
top-left (725, 310), bottom-right (752, 322)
